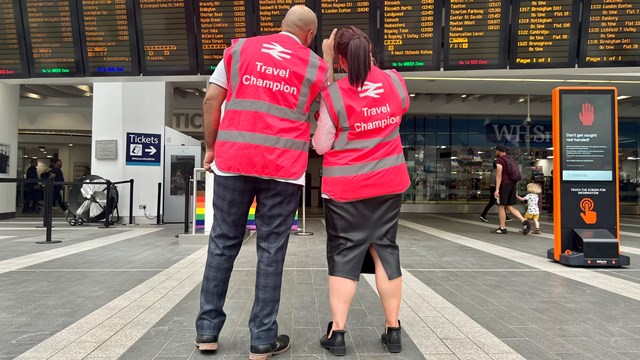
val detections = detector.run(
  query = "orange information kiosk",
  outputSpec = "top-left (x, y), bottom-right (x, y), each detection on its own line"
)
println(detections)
top-left (547, 87), bottom-right (630, 267)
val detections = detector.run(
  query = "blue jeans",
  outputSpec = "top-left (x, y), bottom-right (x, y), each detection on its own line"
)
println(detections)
top-left (196, 174), bottom-right (301, 345)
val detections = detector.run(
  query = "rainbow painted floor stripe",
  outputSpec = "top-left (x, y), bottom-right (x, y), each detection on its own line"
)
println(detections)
top-left (195, 190), bottom-right (205, 232)
top-left (247, 198), bottom-right (298, 230)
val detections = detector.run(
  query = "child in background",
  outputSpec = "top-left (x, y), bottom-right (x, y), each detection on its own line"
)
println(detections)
top-left (517, 183), bottom-right (542, 234)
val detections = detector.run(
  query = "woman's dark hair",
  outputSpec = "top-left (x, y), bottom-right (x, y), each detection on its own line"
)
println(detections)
top-left (334, 26), bottom-right (372, 89)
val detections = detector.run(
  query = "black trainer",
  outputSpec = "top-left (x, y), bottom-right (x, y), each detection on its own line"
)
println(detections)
top-left (479, 216), bottom-right (488, 222)
top-left (249, 335), bottom-right (291, 360)
top-left (492, 228), bottom-right (508, 234)
top-left (381, 321), bottom-right (402, 353)
top-left (506, 217), bottom-right (513, 221)
top-left (195, 334), bottom-right (218, 351)
top-left (522, 219), bottom-right (531, 235)
top-left (320, 321), bottom-right (347, 356)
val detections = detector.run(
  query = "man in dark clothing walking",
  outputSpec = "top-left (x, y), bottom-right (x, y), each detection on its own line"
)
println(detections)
top-left (493, 145), bottom-right (530, 234)
top-left (51, 159), bottom-right (68, 212)
top-left (22, 159), bottom-right (39, 213)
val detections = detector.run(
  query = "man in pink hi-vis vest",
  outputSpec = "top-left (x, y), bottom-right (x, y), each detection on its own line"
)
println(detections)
top-left (195, 5), bottom-right (328, 360)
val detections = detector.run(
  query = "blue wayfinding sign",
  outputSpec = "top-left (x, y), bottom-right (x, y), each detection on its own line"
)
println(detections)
top-left (126, 132), bottom-right (161, 166)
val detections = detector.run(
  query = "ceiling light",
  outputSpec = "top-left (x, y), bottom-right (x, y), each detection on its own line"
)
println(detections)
top-left (68, 143), bottom-right (73, 147)
top-left (23, 92), bottom-right (43, 99)
top-left (75, 85), bottom-right (91, 92)
top-left (617, 95), bottom-right (631, 100)
top-left (547, 147), bottom-right (554, 150)
top-left (32, 156), bottom-right (37, 159)
top-left (23, 155), bottom-right (28, 158)
top-left (461, 94), bottom-right (467, 98)
top-left (519, 97), bottom-right (525, 102)
top-left (46, 155), bottom-right (52, 158)
top-left (548, 155), bottom-right (554, 159)
top-left (409, 93), bottom-right (415, 97)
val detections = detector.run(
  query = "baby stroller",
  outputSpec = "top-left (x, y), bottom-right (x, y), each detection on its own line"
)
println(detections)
top-left (66, 175), bottom-right (119, 226)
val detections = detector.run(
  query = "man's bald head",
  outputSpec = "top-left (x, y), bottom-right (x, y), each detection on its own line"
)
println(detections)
top-left (281, 5), bottom-right (317, 47)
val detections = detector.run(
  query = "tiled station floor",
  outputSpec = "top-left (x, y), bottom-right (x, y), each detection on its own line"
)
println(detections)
top-left (1, 213), bottom-right (640, 360)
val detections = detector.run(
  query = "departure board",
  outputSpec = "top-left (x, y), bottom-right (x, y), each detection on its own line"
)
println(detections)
top-left (255, 0), bottom-right (310, 35)
top-left (0, 0), bottom-right (29, 78)
top-left (318, 0), bottom-right (376, 65)
top-left (196, 0), bottom-right (253, 75)
top-left (444, 0), bottom-right (510, 70)
top-left (380, 0), bottom-right (443, 71)
top-left (77, 0), bottom-right (139, 76)
top-left (134, 0), bottom-right (197, 75)
top-left (510, 0), bottom-right (581, 69)
top-left (579, 0), bottom-right (640, 67)
top-left (21, 0), bottom-right (84, 77)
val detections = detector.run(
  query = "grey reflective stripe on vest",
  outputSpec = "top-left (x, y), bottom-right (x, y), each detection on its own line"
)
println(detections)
top-left (384, 70), bottom-right (407, 110)
top-left (229, 38), bottom-right (247, 93)
top-left (225, 99), bottom-right (308, 122)
top-left (335, 128), bottom-right (400, 150)
top-left (296, 54), bottom-right (321, 113)
top-left (323, 153), bottom-right (406, 177)
top-left (217, 130), bottom-right (308, 152)
top-left (326, 83), bottom-right (351, 149)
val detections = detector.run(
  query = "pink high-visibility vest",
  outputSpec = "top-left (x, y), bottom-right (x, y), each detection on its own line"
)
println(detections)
top-left (215, 33), bottom-right (328, 180)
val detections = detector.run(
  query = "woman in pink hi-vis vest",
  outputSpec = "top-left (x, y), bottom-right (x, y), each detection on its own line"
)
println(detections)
top-left (313, 26), bottom-right (410, 356)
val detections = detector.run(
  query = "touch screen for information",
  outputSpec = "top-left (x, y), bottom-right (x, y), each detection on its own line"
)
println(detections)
top-left (380, 0), bottom-right (443, 71)
top-left (0, 0), bottom-right (29, 78)
top-left (444, 0), bottom-right (510, 70)
top-left (196, 0), bottom-right (252, 74)
top-left (510, 0), bottom-right (580, 69)
top-left (579, 0), bottom-right (640, 67)
top-left (255, 0), bottom-right (309, 35)
top-left (560, 92), bottom-right (615, 181)
top-left (134, 0), bottom-right (197, 75)
top-left (21, 0), bottom-right (84, 77)
top-left (77, 0), bottom-right (139, 76)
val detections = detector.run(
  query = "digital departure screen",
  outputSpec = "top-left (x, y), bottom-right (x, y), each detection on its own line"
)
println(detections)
top-left (380, 0), bottom-right (443, 71)
top-left (579, 0), bottom-right (640, 67)
top-left (77, 0), bottom-right (139, 76)
top-left (21, 0), bottom-right (84, 77)
top-left (134, 0), bottom-right (197, 75)
top-left (444, 0), bottom-right (510, 70)
top-left (196, 0), bottom-right (253, 75)
top-left (255, 0), bottom-right (310, 35)
top-left (318, 0), bottom-right (375, 67)
top-left (0, 0), bottom-right (29, 78)
top-left (510, 0), bottom-right (581, 69)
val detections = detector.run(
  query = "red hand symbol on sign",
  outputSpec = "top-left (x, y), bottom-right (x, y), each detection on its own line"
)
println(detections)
top-left (579, 103), bottom-right (594, 126)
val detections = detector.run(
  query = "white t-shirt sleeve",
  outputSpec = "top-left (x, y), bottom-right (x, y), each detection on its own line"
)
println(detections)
top-left (208, 60), bottom-right (228, 89)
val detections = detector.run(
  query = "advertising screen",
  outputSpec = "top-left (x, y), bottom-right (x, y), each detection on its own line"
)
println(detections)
top-left (21, 0), bottom-right (84, 77)
top-left (509, 0), bottom-right (581, 69)
top-left (134, 0), bottom-right (197, 75)
top-left (380, 0), bottom-right (443, 71)
top-left (77, 0), bottom-right (139, 76)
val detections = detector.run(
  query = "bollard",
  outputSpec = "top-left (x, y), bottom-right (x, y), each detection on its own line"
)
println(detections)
top-left (183, 175), bottom-right (192, 234)
top-left (295, 185), bottom-right (313, 236)
top-left (128, 179), bottom-right (134, 225)
top-left (36, 178), bottom-right (60, 244)
top-left (99, 180), bottom-right (113, 228)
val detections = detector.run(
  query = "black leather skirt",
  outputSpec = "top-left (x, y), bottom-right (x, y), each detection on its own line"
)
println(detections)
top-left (324, 194), bottom-right (403, 281)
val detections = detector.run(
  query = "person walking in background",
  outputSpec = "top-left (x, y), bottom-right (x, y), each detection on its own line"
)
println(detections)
top-left (196, 6), bottom-right (328, 359)
top-left (493, 145), bottom-right (530, 235)
top-left (50, 159), bottom-right (67, 213)
top-left (480, 160), bottom-right (511, 222)
top-left (517, 182), bottom-right (542, 234)
top-left (22, 159), bottom-right (39, 214)
top-left (314, 26), bottom-right (410, 356)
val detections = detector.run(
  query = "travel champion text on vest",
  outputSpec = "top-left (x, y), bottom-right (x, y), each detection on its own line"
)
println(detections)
top-left (242, 62), bottom-right (297, 95)
top-left (354, 103), bottom-right (401, 132)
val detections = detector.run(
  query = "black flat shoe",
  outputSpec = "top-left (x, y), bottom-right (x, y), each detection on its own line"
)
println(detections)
top-left (249, 334), bottom-right (291, 360)
top-left (320, 321), bottom-right (346, 356)
top-left (195, 334), bottom-right (218, 351)
top-left (381, 320), bottom-right (402, 353)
